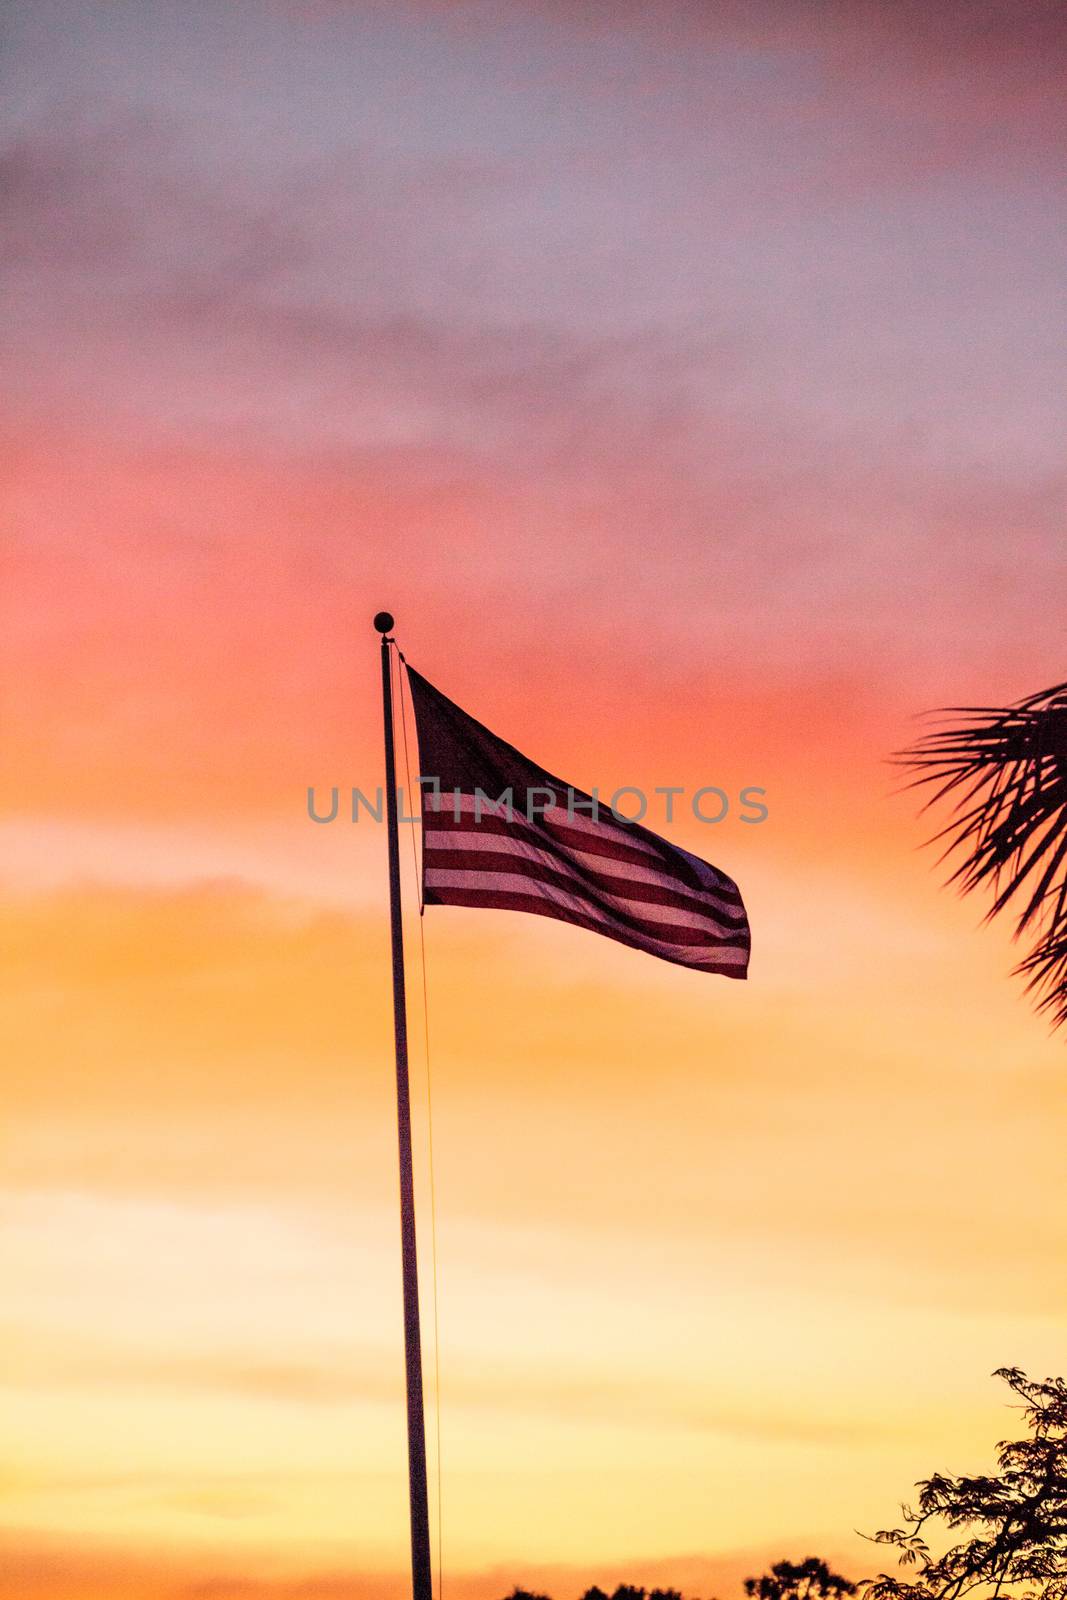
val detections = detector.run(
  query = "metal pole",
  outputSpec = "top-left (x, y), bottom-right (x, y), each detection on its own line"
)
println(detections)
top-left (374, 610), bottom-right (433, 1600)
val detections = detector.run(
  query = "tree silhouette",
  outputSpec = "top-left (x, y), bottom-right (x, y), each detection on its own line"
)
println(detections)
top-left (899, 682), bottom-right (1067, 1029)
top-left (578, 1585), bottom-right (680, 1600)
top-left (864, 1366), bottom-right (1067, 1600)
top-left (500, 1589), bottom-right (553, 1600)
top-left (745, 1558), bottom-right (856, 1600)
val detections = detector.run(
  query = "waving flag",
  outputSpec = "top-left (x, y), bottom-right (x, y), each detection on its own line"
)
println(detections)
top-left (405, 665), bottom-right (750, 977)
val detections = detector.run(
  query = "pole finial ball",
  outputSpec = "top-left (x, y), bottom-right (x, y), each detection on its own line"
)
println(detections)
top-left (373, 611), bottom-right (395, 634)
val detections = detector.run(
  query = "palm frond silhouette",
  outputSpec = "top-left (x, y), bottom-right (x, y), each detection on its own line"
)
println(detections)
top-left (899, 681), bottom-right (1067, 1031)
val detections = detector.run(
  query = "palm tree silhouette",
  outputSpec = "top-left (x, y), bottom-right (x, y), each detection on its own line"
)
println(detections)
top-left (900, 680), bottom-right (1067, 1029)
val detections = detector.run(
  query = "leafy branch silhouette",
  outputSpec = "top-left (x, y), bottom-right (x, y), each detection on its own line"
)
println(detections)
top-left (500, 1368), bottom-right (1067, 1600)
top-left (862, 1367), bottom-right (1067, 1600)
top-left (899, 682), bottom-right (1067, 1029)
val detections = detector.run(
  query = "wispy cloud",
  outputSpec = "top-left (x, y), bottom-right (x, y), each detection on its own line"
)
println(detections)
top-left (3, 1318), bottom-right (887, 1446)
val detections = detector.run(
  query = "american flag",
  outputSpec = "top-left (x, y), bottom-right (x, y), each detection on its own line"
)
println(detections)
top-left (405, 665), bottom-right (750, 978)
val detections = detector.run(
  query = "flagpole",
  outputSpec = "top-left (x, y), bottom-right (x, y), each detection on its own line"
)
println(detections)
top-left (374, 610), bottom-right (433, 1600)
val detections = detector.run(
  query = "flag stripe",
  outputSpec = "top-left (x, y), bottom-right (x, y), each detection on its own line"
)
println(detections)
top-left (423, 804), bottom-right (746, 909)
top-left (424, 867), bottom-right (748, 949)
top-left (423, 884), bottom-right (750, 972)
top-left (423, 841), bottom-right (747, 932)
top-left (426, 795), bottom-right (667, 870)
top-left (429, 792), bottom-right (664, 849)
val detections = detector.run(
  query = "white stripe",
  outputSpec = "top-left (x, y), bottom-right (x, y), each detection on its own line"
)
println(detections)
top-left (424, 792), bottom-right (665, 860)
top-left (426, 824), bottom-right (742, 916)
top-left (669, 943), bottom-right (748, 968)
top-left (424, 831), bottom-right (743, 933)
top-left (424, 869), bottom-right (747, 953)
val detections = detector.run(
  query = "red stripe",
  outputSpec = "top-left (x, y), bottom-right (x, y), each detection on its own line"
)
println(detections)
top-left (424, 865), bottom-right (749, 949)
top-left (424, 804), bottom-right (657, 869)
top-left (422, 806), bottom-right (746, 910)
top-left (422, 885), bottom-right (749, 976)
top-left (423, 845), bottom-right (747, 932)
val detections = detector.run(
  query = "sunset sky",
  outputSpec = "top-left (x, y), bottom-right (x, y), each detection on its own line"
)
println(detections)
top-left (2, 3), bottom-right (1067, 1597)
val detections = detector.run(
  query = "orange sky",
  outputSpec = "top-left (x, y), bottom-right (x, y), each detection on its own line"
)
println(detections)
top-left (3, 3), bottom-right (1067, 1598)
